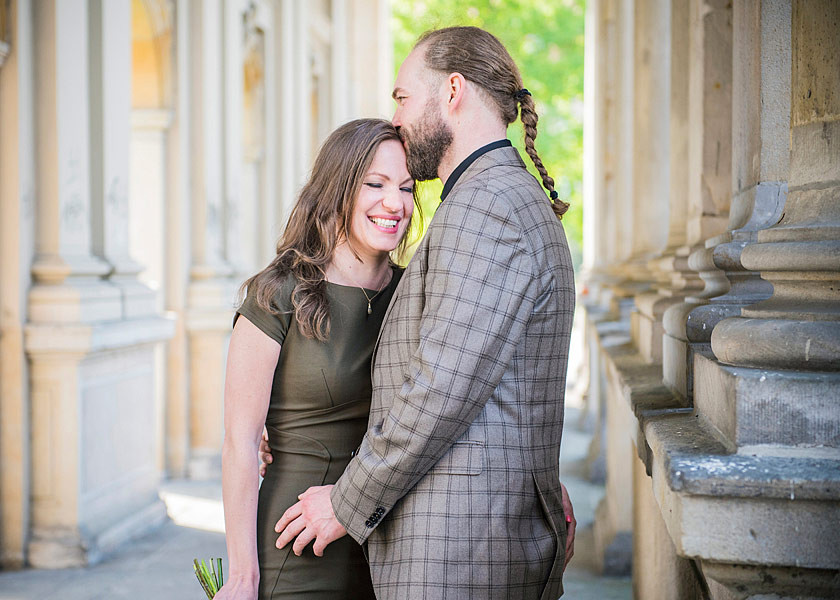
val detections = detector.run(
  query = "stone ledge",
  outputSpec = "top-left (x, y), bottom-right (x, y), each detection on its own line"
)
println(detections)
top-left (644, 412), bottom-right (840, 570)
top-left (645, 413), bottom-right (840, 501)
top-left (25, 314), bottom-right (176, 356)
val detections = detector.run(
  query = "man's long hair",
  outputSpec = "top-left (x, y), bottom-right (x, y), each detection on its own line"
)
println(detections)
top-left (239, 119), bottom-right (416, 341)
top-left (417, 26), bottom-right (569, 218)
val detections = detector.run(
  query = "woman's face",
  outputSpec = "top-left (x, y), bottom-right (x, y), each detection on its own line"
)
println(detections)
top-left (348, 139), bottom-right (415, 258)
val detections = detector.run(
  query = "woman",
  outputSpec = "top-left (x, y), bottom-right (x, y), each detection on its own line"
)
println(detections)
top-left (215, 119), bottom-right (416, 599)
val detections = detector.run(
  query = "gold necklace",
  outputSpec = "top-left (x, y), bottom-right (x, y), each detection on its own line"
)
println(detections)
top-left (347, 269), bottom-right (391, 315)
top-left (359, 286), bottom-right (384, 315)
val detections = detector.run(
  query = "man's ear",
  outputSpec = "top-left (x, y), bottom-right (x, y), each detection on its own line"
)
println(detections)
top-left (446, 72), bottom-right (466, 113)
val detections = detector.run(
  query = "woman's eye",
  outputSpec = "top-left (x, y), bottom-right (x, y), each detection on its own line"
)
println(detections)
top-left (364, 182), bottom-right (383, 189)
top-left (400, 187), bottom-right (414, 193)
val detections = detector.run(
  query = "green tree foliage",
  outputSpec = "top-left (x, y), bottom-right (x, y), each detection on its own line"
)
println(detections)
top-left (392, 0), bottom-right (585, 270)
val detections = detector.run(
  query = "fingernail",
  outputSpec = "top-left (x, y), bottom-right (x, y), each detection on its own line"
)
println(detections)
top-left (566, 515), bottom-right (572, 523)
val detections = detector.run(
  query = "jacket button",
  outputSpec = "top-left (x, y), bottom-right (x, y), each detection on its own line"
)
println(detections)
top-left (350, 450), bottom-right (356, 457)
top-left (376, 507), bottom-right (385, 514)
top-left (365, 520), bottom-right (372, 527)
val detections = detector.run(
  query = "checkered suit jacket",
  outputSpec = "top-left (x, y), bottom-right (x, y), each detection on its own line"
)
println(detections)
top-left (331, 145), bottom-right (575, 599)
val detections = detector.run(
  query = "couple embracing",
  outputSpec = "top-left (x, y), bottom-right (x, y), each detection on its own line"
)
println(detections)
top-left (217, 26), bottom-right (577, 600)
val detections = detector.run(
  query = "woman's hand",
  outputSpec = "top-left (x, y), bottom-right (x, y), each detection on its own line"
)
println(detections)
top-left (560, 482), bottom-right (576, 570)
top-left (213, 574), bottom-right (258, 600)
top-left (259, 427), bottom-right (272, 477)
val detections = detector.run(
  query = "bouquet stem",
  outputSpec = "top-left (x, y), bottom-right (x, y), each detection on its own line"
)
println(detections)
top-left (194, 557), bottom-right (225, 598)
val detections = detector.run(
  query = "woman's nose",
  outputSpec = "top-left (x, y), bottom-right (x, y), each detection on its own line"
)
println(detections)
top-left (382, 189), bottom-right (403, 212)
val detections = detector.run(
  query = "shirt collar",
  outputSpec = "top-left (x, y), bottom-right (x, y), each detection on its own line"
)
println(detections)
top-left (439, 139), bottom-right (512, 202)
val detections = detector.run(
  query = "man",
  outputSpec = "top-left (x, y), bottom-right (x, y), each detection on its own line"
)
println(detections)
top-left (274, 26), bottom-right (576, 599)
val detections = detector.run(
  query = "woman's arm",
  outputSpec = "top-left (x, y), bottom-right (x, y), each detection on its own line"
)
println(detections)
top-left (215, 316), bottom-right (280, 599)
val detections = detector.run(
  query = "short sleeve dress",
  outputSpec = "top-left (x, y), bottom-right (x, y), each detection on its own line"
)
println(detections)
top-left (235, 268), bottom-right (402, 600)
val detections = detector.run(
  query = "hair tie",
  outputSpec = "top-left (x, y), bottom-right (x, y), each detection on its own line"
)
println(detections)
top-left (550, 190), bottom-right (559, 200)
top-left (514, 88), bottom-right (531, 101)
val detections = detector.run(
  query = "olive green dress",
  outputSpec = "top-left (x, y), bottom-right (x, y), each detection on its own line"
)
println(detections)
top-left (235, 269), bottom-right (402, 600)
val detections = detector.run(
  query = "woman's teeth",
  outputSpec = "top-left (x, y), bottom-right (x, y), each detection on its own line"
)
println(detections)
top-left (370, 217), bottom-right (398, 229)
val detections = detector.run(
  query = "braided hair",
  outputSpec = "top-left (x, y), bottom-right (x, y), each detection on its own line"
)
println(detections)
top-left (417, 26), bottom-right (569, 218)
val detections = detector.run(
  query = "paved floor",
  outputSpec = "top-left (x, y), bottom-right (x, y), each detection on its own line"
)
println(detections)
top-left (0, 407), bottom-right (631, 600)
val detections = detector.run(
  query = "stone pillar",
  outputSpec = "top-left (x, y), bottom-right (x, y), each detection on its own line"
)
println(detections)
top-left (712, 0), bottom-right (840, 375)
top-left (25, 0), bottom-right (173, 567)
top-left (632, 0), bottom-right (704, 365)
top-left (90, 0), bottom-right (156, 318)
top-left (627, 0), bottom-right (674, 363)
top-left (646, 3), bottom-right (840, 597)
top-left (228, 0), bottom-right (275, 277)
top-left (163, 0), bottom-right (192, 478)
top-left (0, 0), bottom-right (35, 569)
top-left (589, 0), bottom-right (637, 577)
top-left (689, 0), bottom-right (794, 443)
top-left (582, 0), bottom-right (619, 310)
top-left (185, 0), bottom-right (237, 479)
top-left (661, 0), bottom-right (733, 401)
top-left (347, 0), bottom-right (393, 119)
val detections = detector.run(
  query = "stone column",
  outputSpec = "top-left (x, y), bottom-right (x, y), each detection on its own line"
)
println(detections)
top-left (627, 0), bottom-right (674, 363)
top-left (227, 0), bottom-right (274, 277)
top-left (632, 0), bottom-right (704, 365)
top-left (712, 0), bottom-right (840, 375)
top-left (601, 0), bottom-right (652, 316)
top-left (25, 0), bottom-right (172, 567)
top-left (0, 0), bottom-right (35, 569)
top-left (588, 0), bottom-right (636, 577)
top-left (656, 3), bottom-right (840, 596)
top-left (688, 0), bottom-right (793, 425)
top-left (582, 0), bottom-right (619, 310)
top-left (347, 0), bottom-right (393, 119)
top-left (661, 0), bottom-right (733, 401)
top-left (185, 0), bottom-right (237, 479)
top-left (164, 0), bottom-right (192, 477)
top-left (89, 0), bottom-right (156, 318)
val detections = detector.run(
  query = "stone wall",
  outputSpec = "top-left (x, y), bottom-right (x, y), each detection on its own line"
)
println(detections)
top-left (0, 0), bottom-right (392, 569)
top-left (581, 0), bottom-right (840, 598)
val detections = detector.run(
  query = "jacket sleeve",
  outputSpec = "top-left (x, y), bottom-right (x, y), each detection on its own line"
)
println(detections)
top-left (331, 188), bottom-right (540, 543)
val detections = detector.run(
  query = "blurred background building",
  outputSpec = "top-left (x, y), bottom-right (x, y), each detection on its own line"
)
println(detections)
top-left (0, 0), bottom-right (391, 570)
top-left (581, 0), bottom-right (840, 598)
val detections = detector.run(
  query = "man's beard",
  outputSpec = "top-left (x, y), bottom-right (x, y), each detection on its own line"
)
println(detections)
top-left (400, 103), bottom-right (453, 182)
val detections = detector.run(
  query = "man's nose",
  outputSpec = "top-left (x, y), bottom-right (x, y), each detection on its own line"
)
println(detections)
top-left (391, 109), bottom-right (401, 128)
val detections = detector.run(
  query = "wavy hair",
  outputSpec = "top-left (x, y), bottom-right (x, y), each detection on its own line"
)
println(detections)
top-left (239, 119), bottom-right (418, 341)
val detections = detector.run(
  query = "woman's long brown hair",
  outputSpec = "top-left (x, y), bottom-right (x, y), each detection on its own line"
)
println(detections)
top-left (417, 26), bottom-right (569, 218)
top-left (239, 119), bottom-right (417, 341)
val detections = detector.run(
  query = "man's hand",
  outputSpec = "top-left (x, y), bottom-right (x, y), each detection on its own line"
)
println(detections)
top-left (274, 485), bottom-right (347, 557)
top-left (560, 482), bottom-right (576, 570)
top-left (259, 428), bottom-right (272, 477)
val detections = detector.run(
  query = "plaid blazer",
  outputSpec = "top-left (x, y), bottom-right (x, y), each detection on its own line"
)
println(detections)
top-left (331, 146), bottom-right (575, 599)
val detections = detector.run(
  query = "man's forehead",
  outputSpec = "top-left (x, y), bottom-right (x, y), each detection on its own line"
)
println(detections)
top-left (395, 48), bottom-right (425, 83)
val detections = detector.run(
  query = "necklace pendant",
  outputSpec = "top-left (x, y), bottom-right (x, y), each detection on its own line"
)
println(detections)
top-left (367, 302), bottom-right (372, 315)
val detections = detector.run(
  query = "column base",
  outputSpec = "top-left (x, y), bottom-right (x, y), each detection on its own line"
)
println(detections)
top-left (694, 353), bottom-right (840, 449)
top-left (27, 498), bottom-right (167, 568)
